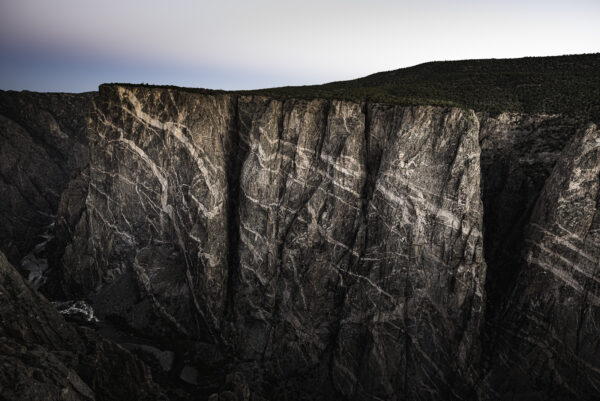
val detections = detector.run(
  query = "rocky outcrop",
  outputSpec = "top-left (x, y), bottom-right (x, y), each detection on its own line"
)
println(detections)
top-left (0, 90), bottom-right (94, 267)
top-left (0, 251), bottom-right (167, 401)
top-left (45, 166), bottom-right (92, 298)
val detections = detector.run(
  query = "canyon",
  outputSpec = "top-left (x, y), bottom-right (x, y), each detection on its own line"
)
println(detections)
top-left (1, 67), bottom-right (599, 400)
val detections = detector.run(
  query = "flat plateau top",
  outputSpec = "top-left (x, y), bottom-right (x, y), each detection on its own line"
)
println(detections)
top-left (104, 53), bottom-right (600, 123)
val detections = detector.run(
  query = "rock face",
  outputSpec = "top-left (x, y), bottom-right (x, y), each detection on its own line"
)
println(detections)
top-left (478, 113), bottom-right (581, 317)
top-left (332, 106), bottom-right (485, 400)
top-left (58, 87), bottom-right (238, 340)
top-left (0, 251), bottom-right (167, 401)
top-left (3, 85), bottom-right (599, 401)
top-left (55, 86), bottom-right (486, 399)
top-left (483, 123), bottom-right (600, 400)
top-left (0, 90), bottom-right (94, 266)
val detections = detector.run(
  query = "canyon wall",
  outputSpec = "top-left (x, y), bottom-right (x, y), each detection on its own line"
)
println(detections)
top-left (482, 122), bottom-right (600, 400)
top-left (0, 91), bottom-right (94, 266)
top-left (53, 86), bottom-right (486, 399)
top-left (1, 86), bottom-right (598, 400)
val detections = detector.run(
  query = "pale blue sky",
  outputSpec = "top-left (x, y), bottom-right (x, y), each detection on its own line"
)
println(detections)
top-left (1, 0), bottom-right (598, 92)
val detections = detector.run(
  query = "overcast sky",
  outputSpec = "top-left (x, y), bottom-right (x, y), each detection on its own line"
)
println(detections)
top-left (0, 0), bottom-right (598, 92)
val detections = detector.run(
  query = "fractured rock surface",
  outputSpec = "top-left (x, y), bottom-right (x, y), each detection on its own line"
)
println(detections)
top-left (333, 107), bottom-right (485, 400)
top-left (483, 123), bottom-right (600, 401)
top-left (2, 85), bottom-right (599, 401)
top-left (55, 86), bottom-right (487, 399)
top-left (478, 112), bottom-right (581, 317)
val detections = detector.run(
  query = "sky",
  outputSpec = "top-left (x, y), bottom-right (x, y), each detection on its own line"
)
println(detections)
top-left (0, 0), bottom-right (598, 92)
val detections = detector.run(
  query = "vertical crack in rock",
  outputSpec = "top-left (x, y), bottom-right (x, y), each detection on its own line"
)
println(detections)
top-left (331, 106), bottom-right (486, 401)
top-left (478, 113), bottom-right (580, 321)
top-left (224, 95), bottom-right (245, 321)
top-left (476, 113), bottom-right (587, 400)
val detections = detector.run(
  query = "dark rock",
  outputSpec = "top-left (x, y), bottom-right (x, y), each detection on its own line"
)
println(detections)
top-left (333, 106), bottom-right (485, 400)
top-left (0, 251), bottom-right (167, 401)
top-left (0, 90), bottom-right (94, 266)
top-left (478, 112), bottom-right (582, 319)
top-left (208, 372), bottom-right (267, 401)
top-left (482, 123), bottom-right (600, 400)
top-left (45, 167), bottom-right (93, 299)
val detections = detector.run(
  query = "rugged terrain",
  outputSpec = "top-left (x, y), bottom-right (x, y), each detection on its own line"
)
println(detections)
top-left (0, 90), bottom-right (94, 288)
top-left (1, 54), bottom-right (599, 401)
top-left (0, 251), bottom-right (166, 401)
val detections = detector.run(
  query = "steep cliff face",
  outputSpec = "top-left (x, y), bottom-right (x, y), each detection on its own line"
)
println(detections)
top-left (332, 106), bottom-right (485, 400)
top-left (478, 113), bottom-right (581, 317)
top-left (475, 114), bottom-right (600, 400)
top-left (53, 86), bottom-right (486, 399)
top-left (0, 91), bottom-right (94, 266)
top-left (57, 87), bottom-right (237, 339)
top-left (483, 123), bottom-right (600, 400)
top-left (5, 84), bottom-right (599, 401)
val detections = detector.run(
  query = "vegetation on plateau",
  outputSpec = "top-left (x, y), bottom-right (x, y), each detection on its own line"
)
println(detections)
top-left (109, 53), bottom-right (600, 123)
